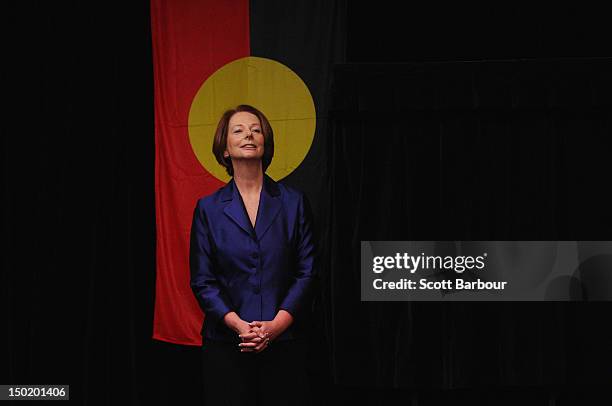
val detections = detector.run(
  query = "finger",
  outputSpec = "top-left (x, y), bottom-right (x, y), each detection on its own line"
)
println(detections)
top-left (255, 337), bottom-right (270, 349)
top-left (249, 339), bottom-right (267, 353)
top-left (241, 339), bottom-right (265, 353)
top-left (239, 342), bottom-right (257, 352)
top-left (241, 338), bottom-right (263, 346)
top-left (248, 321), bottom-right (263, 328)
top-left (254, 338), bottom-right (270, 353)
top-left (244, 326), bottom-right (265, 339)
top-left (239, 339), bottom-right (261, 348)
top-left (251, 326), bottom-right (265, 336)
top-left (239, 331), bottom-right (259, 341)
top-left (240, 325), bottom-right (264, 340)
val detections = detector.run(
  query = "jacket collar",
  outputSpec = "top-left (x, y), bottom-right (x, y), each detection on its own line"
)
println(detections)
top-left (221, 173), bottom-right (281, 241)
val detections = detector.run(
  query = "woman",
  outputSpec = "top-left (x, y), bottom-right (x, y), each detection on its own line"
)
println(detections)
top-left (190, 104), bottom-right (317, 405)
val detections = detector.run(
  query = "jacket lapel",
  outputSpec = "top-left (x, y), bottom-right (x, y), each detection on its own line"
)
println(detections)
top-left (221, 173), bottom-right (281, 241)
top-left (255, 174), bottom-right (281, 241)
top-left (222, 181), bottom-right (255, 238)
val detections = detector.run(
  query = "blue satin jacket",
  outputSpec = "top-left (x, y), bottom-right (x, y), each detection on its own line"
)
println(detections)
top-left (189, 173), bottom-right (317, 343)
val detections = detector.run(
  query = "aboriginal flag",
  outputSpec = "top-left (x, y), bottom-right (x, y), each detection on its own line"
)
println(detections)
top-left (151, 0), bottom-right (346, 346)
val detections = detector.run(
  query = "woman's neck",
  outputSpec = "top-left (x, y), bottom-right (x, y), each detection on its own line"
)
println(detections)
top-left (233, 161), bottom-right (263, 196)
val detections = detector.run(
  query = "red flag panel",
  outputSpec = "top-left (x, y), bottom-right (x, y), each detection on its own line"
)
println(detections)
top-left (151, 0), bottom-right (249, 346)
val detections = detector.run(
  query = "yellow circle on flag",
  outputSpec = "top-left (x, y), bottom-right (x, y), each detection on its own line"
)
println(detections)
top-left (188, 56), bottom-right (316, 182)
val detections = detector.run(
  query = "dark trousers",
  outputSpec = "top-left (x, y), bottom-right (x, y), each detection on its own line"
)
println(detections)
top-left (201, 338), bottom-right (313, 406)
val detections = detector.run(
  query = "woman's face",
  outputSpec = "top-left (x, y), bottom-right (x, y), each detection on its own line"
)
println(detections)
top-left (225, 111), bottom-right (265, 162)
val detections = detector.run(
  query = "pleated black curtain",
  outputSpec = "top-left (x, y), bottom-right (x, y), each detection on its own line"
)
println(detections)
top-left (323, 60), bottom-right (612, 389)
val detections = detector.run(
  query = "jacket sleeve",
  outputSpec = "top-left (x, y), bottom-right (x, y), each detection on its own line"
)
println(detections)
top-left (189, 199), bottom-right (234, 327)
top-left (279, 192), bottom-right (318, 320)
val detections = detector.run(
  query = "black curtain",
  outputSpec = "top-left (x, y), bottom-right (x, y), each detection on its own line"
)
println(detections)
top-left (326, 60), bottom-right (612, 392)
top-left (3, 1), bottom-right (612, 405)
top-left (2, 1), bottom-right (164, 404)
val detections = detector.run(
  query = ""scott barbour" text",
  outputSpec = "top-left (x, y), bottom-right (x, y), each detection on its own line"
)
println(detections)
top-left (373, 278), bottom-right (508, 290)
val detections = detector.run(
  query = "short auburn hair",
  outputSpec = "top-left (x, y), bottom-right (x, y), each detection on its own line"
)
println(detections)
top-left (212, 104), bottom-right (275, 177)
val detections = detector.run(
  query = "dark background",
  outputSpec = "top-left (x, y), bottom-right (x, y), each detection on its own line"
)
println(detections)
top-left (3, 1), bottom-right (611, 404)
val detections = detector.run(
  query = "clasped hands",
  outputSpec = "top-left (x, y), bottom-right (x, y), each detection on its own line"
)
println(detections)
top-left (225, 310), bottom-right (293, 353)
top-left (237, 320), bottom-right (276, 353)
